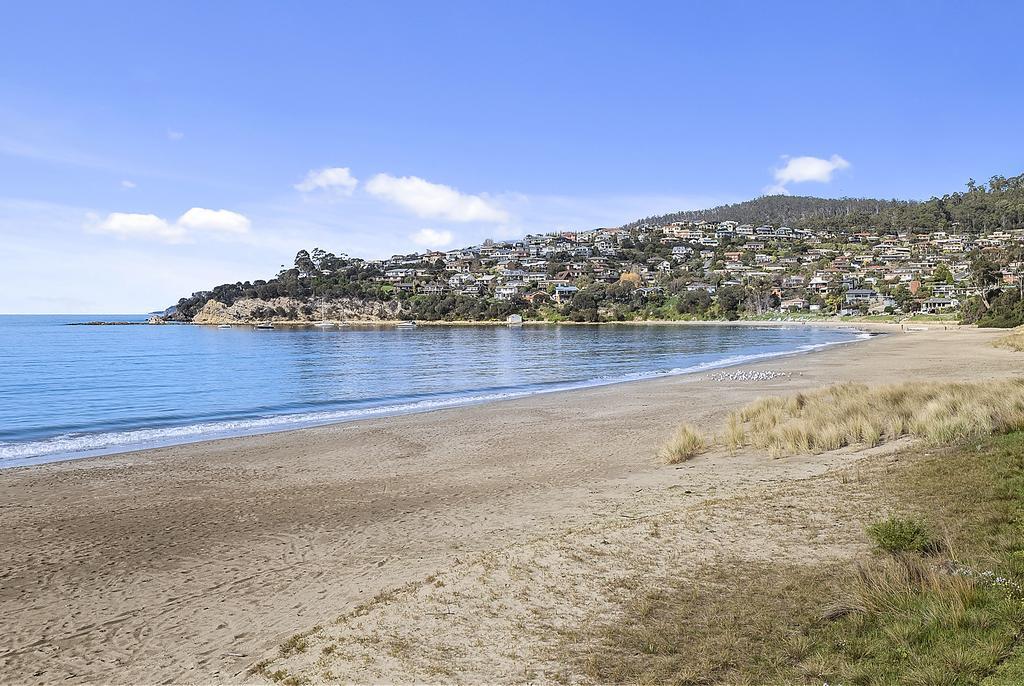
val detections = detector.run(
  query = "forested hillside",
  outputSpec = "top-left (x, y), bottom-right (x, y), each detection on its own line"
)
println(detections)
top-left (624, 173), bottom-right (1024, 233)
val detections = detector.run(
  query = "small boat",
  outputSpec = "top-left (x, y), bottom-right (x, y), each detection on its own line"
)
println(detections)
top-left (217, 324), bottom-right (232, 329)
top-left (313, 296), bottom-right (333, 327)
top-left (254, 322), bottom-right (275, 330)
top-left (395, 320), bottom-right (417, 329)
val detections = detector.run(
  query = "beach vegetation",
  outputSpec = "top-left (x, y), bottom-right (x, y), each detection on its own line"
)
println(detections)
top-left (279, 626), bottom-right (321, 658)
top-left (588, 431), bottom-right (1024, 684)
top-left (723, 413), bottom-right (746, 453)
top-left (867, 516), bottom-right (938, 554)
top-left (247, 659), bottom-right (272, 677)
top-left (658, 424), bottom-right (706, 463)
top-left (725, 378), bottom-right (1024, 456)
top-left (656, 378), bottom-right (1024, 463)
top-left (994, 327), bottom-right (1024, 351)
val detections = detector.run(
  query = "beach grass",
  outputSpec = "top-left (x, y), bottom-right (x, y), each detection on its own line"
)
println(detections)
top-left (994, 328), bottom-right (1024, 352)
top-left (659, 378), bottom-right (1024, 459)
top-left (593, 431), bottom-right (1024, 684)
top-left (581, 560), bottom-right (840, 685)
top-left (658, 423), bottom-right (706, 463)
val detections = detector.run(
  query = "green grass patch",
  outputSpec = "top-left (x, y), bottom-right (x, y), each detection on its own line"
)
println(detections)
top-left (579, 561), bottom-right (843, 685)
top-left (581, 432), bottom-right (1024, 684)
top-left (806, 555), bottom-right (1024, 685)
top-left (867, 516), bottom-right (938, 554)
top-left (794, 434), bottom-right (1024, 684)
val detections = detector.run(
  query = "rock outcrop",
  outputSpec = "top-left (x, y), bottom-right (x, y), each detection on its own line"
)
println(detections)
top-left (190, 297), bottom-right (406, 324)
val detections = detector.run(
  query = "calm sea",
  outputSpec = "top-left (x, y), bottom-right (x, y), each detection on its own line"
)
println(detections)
top-left (0, 315), bottom-right (865, 468)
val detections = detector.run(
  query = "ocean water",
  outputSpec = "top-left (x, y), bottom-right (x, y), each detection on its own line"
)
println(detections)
top-left (0, 315), bottom-right (865, 468)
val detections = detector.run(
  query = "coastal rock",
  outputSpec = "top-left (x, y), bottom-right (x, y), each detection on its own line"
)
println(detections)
top-left (190, 297), bottom-right (406, 324)
top-left (192, 300), bottom-right (239, 325)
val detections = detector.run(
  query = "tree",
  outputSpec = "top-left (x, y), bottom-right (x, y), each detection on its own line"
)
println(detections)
top-left (970, 253), bottom-right (1001, 310)
top-left (294, 250), bottom-right (317, 277)
top-left (676, 289), bottom-right (711, 316)
top-left (716, 285), bottom-right (746, 321)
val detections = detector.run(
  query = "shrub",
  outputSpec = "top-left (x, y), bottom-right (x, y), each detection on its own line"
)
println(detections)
top-left (867, 516), bottom-right (936, 554)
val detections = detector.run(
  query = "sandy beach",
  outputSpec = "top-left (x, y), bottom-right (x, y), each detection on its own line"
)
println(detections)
top-left (1, 325), bottom-right (1019, 684)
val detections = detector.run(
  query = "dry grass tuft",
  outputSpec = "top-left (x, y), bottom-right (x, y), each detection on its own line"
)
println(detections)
top-left (838, 555), bottom-right (975, 618)
top-left (724, 379), bottom-right (1024, 456)
top-left (658, 424), bottom-right (706, 463)
top-left (994, 328), bottom-right (1024, 352)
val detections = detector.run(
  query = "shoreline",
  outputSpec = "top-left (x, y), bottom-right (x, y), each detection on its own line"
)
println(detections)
top-left (4, 326), bottom-right (872, 471)
top-left (60, 314), bottom-right (961, 332)
top-left (1, 327), bottom-right (1015, 685)
top-left (187, 317), bottom-right (957, 331)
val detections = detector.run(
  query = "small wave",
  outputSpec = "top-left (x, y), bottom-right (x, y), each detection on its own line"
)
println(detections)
top-left (0, 333), bottom-right (864, 469)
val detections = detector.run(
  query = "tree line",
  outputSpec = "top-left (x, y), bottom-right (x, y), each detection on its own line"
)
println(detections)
top-left (624, 173), bottom-right (1024, 233)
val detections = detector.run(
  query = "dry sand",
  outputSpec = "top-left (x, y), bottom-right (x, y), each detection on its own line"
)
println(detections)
top-left (0, 326), bottom-right (1019, 684)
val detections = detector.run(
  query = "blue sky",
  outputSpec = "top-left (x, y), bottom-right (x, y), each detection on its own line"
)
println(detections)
top-left (2, 1), bottom-right (1022, 313)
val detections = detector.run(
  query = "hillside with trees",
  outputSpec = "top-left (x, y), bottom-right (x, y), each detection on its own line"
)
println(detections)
top-left (624, 173), bottom-right (1024, 233)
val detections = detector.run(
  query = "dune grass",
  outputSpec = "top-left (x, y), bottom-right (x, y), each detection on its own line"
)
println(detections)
top-left (994, 328), bottom-right (1024, 352)
top-left (593, 432), bottom-right (1024, 685)
top-left (658, 423), bottom-right (706, 463)
top-left (660, 378), bottom-right (1024, 460)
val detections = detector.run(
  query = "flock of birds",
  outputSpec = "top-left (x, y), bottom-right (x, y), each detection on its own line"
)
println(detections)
top-left (703, 369), bottom-right (792, 383)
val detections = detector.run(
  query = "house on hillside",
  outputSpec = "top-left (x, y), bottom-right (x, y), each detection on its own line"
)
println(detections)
top-left (554, 285), bottom-right (579, 303)
top-left (844, 288), bottom-right (878, 304)
top-left (919, 297), bottom-right (959, 314)
top-left (780, 297), bottom-right (809, 311)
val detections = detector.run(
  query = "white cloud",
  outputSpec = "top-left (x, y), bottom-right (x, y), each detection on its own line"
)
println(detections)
top-left (762, 183), bottom-right (790, 196)
top-left (177, 207), bottom-right (251, 234)
top-left (365, 173), bottom-right (508, 222)
top-left (294, 167), bottom-right (359, 195)
top-left (410, 228), bottom-right (455, 249)
top-left (90, 207), bottom-right (250, 243)
top-left (94, 212), bottom-right (186, 242)
top-left (767, 154), bottom-right (850, 194)
top-left (167, 130), bottom-right (185, 141)
top-left (120, 179), bottom-right (136, 189)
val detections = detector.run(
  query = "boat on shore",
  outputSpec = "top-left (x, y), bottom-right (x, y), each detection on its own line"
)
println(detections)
top-left (395, 320), bottom-right (417, 329)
